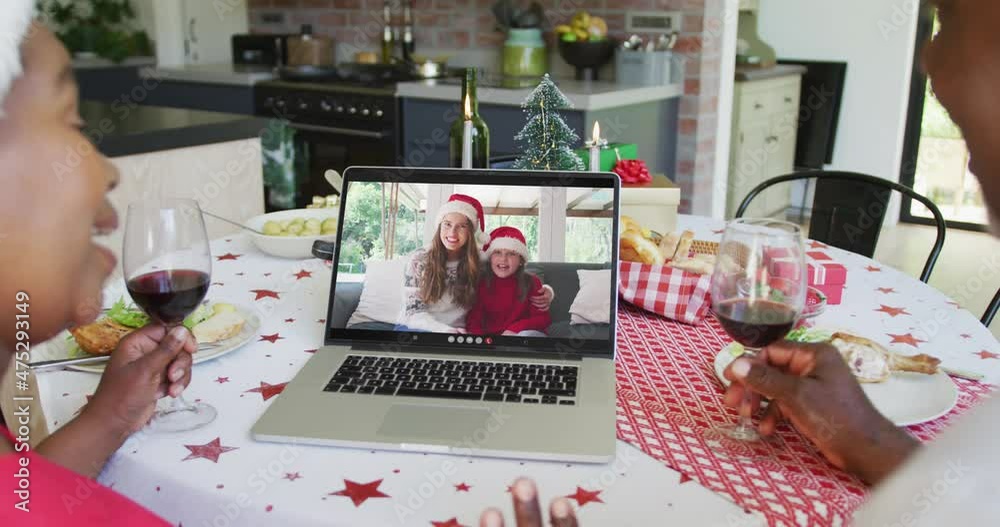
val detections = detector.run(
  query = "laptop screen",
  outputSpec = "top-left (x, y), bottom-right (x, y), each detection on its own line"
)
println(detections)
top-left (326, 168), bottom-right (619, 356)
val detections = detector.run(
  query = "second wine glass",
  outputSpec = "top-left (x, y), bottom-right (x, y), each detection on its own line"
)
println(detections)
top-left (707, 218), bottom-right (807, 451)
top-left (123, 198), bottom-right (217, 433)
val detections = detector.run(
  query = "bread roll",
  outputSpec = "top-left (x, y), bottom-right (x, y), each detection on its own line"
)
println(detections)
top-left (621, 230), bottom-right (665, 265)
top-left (658, 232), bottom-right (681, 261)
top-left (193, 311), bottom-right (246, 344)
top-left (668, 258), bottom-right (714, 275)
top-left (673, 231), bottom-right (695, 262)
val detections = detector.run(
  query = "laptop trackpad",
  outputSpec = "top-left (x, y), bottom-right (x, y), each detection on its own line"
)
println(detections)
top-left (378, 404), bottom-right (492, 440)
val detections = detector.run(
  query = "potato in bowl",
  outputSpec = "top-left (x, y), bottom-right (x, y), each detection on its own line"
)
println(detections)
top-left (246, 209), bottom-right (338, 258)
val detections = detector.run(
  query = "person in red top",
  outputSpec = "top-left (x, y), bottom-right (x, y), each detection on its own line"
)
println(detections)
top-left (466, 227), bottom-right (552, 337)
top-left (0, 12), bottom-right (193, 526)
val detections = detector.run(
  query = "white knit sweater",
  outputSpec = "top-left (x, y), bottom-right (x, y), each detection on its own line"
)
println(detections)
top-left (397, 250), bottom-right (468, 333)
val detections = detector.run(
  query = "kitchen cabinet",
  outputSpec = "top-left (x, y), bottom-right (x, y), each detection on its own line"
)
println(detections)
top-left (739, 0), bottom-right (760, 11)
top-left (727, 74), bottom-right (802, 218)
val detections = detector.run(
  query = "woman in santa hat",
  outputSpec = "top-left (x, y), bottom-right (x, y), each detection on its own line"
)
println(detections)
top-left (0, 4), bottom-right (191, 525)
top-left (397, 195), bottom-right (554, 333)
top-left (466, 226), bottom-right (551, 337)
top-left (397, 193), bottom-right (488, 333)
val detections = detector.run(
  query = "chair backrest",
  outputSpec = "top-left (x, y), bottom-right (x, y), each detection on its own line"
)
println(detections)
top-left (808, 176), bottom-right (891, 258)
top-left (984, 287), bottom-right (1000, 327)
top-left (735, 171), bottom-right (947, 283)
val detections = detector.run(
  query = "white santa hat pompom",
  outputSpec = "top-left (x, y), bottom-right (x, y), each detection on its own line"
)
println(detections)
top-left (0, 0), bottom-right (37, 115)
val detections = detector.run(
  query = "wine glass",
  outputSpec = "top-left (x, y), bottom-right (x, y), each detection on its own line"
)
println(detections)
top-left (123, 198), bottom-right (217, 433)
top-left (706, 218), bottom-right (807, 452)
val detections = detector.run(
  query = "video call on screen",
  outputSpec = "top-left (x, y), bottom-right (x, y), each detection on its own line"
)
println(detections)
top-left (329, 182), bottom-right (614, 341)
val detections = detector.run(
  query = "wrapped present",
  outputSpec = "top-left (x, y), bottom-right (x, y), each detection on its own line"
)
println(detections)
top-left (765, 248), bottom-right (847, 305)
top-left (618, 261), bottom-right (713, 325)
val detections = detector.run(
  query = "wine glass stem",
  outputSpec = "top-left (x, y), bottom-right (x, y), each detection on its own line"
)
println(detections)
top-left (163, 324), bottom-right (197, 413)
top-left (735, 347), bottom-right (760, 434)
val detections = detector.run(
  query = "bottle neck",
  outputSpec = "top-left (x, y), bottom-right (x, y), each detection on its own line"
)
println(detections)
top-left (461, 71), bottom-right (479, 118)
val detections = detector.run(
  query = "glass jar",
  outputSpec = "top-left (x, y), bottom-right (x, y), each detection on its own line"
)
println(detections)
top-left (502, 28), bottom-right (547, 78)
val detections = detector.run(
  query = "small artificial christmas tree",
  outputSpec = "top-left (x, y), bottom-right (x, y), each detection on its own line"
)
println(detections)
top-left (513, 74), bottom-right (585, 171)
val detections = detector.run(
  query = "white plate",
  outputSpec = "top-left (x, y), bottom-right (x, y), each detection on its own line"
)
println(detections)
top-left (63, 304), bottom-right (261, 374)
top-left (713, 348), bottom-right (958, 427)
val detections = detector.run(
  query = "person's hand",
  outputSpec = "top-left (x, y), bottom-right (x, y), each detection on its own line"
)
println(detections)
top-left (724, 340), bottom-right (918, 484)
top-left (502, 330), bottom-right (517, 336)
top-left (479, 478), bottom-right (578, 527)
top-left (85, 325), bottom-right (195, 435)
top-left (453, 328), bottom-right (468, 335)
top-left (530, 285), bottom-right (554, 311)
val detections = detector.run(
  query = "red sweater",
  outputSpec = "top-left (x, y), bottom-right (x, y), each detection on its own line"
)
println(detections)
top-left (1, 427), bottom-right (168, 526)
top-left (466, 274), bottom-right (551, 335)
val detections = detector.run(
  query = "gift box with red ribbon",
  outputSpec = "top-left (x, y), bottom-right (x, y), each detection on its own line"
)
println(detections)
top-left (765, 248), bottom-right (848, 305)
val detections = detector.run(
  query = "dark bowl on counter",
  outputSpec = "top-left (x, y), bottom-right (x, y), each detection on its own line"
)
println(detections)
top-left (557, 39), bottom-right (617, 81)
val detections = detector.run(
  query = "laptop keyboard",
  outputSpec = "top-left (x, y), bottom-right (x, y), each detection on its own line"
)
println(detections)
top-left (323, 355), bottom-right (578, 405)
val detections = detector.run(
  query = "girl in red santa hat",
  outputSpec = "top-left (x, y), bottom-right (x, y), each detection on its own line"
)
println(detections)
top-left (465, 226), bottom-right (552, 337)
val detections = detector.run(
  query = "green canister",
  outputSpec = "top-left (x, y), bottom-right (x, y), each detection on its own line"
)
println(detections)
top-left (502, 28), bottom-right (547, 78)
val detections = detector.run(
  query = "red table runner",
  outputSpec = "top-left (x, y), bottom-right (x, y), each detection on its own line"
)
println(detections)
top-left (613, 304), bottom-right (994, 526)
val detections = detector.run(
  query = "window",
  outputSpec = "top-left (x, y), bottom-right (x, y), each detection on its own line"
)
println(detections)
top-left (339, 182), bottom-right (425, 275)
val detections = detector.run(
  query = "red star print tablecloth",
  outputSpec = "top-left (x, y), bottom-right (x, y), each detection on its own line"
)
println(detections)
top-left (31, 227), bottom-right (765, 527)
top-left (29, 215), bottom-right (998, 526)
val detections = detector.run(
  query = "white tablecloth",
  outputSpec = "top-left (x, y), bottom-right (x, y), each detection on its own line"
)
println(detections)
top-left (31, 215), bottom-right (998, 526)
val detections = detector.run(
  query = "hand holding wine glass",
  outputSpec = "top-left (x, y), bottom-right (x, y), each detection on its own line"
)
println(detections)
top-left (707, 218), bottom-right (807, 449)
top-left (88, 325), bottom-right (196, 435)
top-left (123, 198), bottom-right (216, 433)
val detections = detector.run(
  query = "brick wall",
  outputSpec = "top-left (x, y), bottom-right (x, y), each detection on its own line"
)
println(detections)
top-left (248, 0), bottom-right (725, 214)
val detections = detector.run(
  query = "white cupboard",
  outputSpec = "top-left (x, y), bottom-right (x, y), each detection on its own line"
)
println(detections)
top-left (727, 74), bottom-right (802, 218)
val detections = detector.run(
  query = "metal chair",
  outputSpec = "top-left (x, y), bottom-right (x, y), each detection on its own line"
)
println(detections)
top-left (735, 171), bottom-right (947, 283)
top-left (984, 288), bottom-right (1000, 327)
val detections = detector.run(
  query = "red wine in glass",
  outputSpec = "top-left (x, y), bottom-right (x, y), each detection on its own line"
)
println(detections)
top-left (715, 299), bottom-right (798, 349)
top-left (126, 270), bottom-right (210, 325)
top-left (706, 218), bottom-right (807, 456)
top-left (123, 198), bottom-right (216, 433)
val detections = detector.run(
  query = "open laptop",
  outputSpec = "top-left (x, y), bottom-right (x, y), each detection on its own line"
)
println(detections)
top-left (252, 167), bottom-right (620, 463)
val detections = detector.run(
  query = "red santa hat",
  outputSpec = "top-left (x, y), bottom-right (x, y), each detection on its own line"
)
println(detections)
top-left (483, 226), bottom-right (529, 261)
top-left (435, 193), bottom-right (489, 247)
top-left (0, 0), bottom-right (37, 114)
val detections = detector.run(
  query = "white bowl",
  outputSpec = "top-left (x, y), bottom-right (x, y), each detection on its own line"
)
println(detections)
top-left (245, 209), bottom-right (338, 259)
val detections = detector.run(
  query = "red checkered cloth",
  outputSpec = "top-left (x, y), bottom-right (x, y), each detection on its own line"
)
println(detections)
top-left (613, 303), bottom-right (994, 526)
top-left (618, 261), bottom-right (712, 325)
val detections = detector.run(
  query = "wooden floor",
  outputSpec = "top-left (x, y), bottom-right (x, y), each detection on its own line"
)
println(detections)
top-left (873, 222), bottom-right (999, 340)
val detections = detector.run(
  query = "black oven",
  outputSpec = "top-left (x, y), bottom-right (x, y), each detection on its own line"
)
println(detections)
top-left (255, 80), bottom-right (400, 211)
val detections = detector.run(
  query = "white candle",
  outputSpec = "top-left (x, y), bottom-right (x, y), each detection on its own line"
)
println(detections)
top-left (589, 121), bottom-right (603, 172)
top-left (462, 95), bottom-right (473, 169)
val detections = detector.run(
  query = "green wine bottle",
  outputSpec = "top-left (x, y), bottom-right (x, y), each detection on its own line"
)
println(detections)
top-left (450, 68), bottom-right (490, 169)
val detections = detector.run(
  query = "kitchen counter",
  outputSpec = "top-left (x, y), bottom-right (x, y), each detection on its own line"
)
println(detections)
top-left (396, 78), bottom-right (683, 111)
top-left (143, 63), bottom-right (277, 86)
top-left (80, 100), bottom-right (267, 158)
top-left (734, 64), bottom-right (808, 82)
top-left (73, 56), bottom-right (156, 70)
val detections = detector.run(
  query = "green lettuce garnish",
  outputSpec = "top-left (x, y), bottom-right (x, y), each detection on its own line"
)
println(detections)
top-left (106, 297), bottom-right (212, 330)
top-left (107, 298), bottom-right (150, 328)
top-left (183, 304), bottom-right (213, 330)
top-left (786, 327), bottom-right (833, 343)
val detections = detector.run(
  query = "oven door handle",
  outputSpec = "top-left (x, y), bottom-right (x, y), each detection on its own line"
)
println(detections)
top-left (287, 122), bottom-right (387, 140)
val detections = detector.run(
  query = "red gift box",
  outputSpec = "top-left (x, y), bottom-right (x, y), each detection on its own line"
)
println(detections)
top-left (618, 261), bottom-right (713, 325)
top-left (765, 248), bottom-right (847, 305)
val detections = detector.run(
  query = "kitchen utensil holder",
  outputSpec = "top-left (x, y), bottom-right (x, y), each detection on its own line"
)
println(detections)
top-left (615, 50), bottom-right (685, 86)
